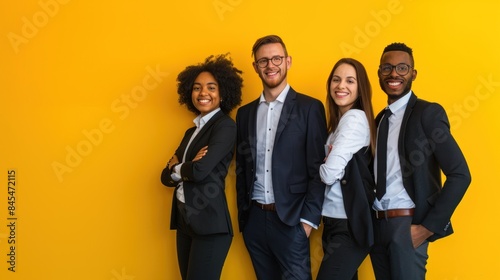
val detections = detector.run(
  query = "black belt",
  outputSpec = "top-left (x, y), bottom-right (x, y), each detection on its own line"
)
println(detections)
top-left (322, 216), bottom-right (345, 225)
top-left (253, 201), bottom-right (276, 211)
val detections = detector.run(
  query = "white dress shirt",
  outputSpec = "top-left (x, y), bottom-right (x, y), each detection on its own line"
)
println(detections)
top-left (373, 92), bottom-right (415, 211)
top-left (252, 84), bottom-right (289, 204)
top-left (320, 109), bottom-right (370, 218)
top-left (251, 84), bottom-right (317, 228)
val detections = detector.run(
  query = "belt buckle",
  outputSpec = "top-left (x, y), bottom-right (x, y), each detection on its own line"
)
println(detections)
top-left (375, 210), bottom-right (385, 219)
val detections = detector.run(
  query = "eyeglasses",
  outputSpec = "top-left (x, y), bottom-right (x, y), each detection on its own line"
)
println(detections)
top-left (379, 63), bottom-right (413, 76)
top-left (255, 56), bottom-right (285, 68)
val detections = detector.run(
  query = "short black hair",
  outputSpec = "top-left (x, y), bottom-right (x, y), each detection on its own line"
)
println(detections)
top-left (382, 42), bottom-right (414, 65)
top-left (176, 54), bottom-right (243, 115)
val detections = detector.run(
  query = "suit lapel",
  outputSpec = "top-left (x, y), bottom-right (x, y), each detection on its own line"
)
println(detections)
top-left (398, 93), bottom-right (417, 158)
top-left (275, 88), bottom-right (296, 144)
top-left (185, 110), bottom-right (224, 161)
top-left (398, 93), bottom-right (418, 198)
top-left (248, 98), bottom-right (260, 163)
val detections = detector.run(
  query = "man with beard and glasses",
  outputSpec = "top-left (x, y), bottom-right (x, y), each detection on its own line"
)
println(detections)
top-left (235, 34), bottom-right (327, 280)
top-left (370, 42), bottom-right (471, 280)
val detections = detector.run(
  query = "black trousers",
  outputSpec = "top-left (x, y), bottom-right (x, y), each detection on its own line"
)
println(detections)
top-left (316, 217), bottom-right (368, 280)
top-left (242, 204), bottom-right (312, 280)
top-left (370, 216), bottom-right (429, 280)
top-left (176, 200), bottom-right (232, 280)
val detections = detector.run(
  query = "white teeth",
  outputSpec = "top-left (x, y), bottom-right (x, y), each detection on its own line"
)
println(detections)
top-left (388, 82), bottom-right (401, 86)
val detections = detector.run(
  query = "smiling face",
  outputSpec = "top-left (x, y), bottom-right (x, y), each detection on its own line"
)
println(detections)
top-left (253, 42), bottom-right (291, 97)
top-left (330, 63), bottom-right (359, 115)
top-left (191, 71), bottom-right (220, 116)
top-left (378, 50), bottom-right (417, 104)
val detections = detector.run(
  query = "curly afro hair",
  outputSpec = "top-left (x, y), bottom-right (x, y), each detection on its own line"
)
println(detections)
top-left (176, 54), bottom-right (243, 115)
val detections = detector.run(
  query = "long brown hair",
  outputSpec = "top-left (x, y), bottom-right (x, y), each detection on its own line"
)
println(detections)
top-left (325, 58), bottom-right (376, 155)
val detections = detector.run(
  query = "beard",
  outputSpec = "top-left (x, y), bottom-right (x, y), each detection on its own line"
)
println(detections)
top-left (260, 68), bottom-right (288, 89)
top-left (379, 78), bottom-right (413, 102)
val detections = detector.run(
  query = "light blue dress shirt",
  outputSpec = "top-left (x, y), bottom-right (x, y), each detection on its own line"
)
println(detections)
top-left (373, 92), bottom-right (415, 211)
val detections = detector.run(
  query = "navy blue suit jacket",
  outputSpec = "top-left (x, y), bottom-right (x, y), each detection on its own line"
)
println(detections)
top-left (235, 87), bottom-right (327, 231)
top-left (375, 93), bottom-right (471, 241)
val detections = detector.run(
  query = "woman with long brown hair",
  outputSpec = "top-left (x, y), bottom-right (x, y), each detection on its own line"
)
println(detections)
top-left (317, 58), bottom-right (376, 280)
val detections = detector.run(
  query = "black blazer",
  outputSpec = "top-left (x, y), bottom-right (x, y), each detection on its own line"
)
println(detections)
top-left (161, 110), bottom-right (234, 236)
top-left (375, 93), bottom-right (471, 241)
top-left (235, 87), bottom-right (328, 231)
top-left (341, 146), bottom-right (375, 249)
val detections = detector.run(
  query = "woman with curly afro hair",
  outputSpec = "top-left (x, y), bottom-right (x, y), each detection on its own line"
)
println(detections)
top-left (161, 53), bottom-right (243, 280)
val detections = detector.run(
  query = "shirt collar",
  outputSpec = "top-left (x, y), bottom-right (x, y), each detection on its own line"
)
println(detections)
top-left (259, 84), bottom-right (290, 104)
top-left (388, 90), bottom-right (412, 114)
top-left (193, 107), bottom-right (221, 128)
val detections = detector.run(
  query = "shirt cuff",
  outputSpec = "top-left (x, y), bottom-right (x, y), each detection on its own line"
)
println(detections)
top-left (171, 163), bottom-right (182, 181)
top-left (300, 218), bottom-right (318, 230)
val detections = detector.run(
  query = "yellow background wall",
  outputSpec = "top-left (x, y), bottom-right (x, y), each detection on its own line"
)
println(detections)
top-left (1, 0), bottom-right (499, 279)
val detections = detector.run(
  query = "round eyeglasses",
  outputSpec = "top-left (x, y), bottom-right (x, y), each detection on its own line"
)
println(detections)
top-left (379, 63), bottom-right (413, 76)
top-left (255, 56), bottom-right (285, 68)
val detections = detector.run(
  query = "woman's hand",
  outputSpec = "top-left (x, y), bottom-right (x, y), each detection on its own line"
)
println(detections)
top-left (324, 144), bottom-right (333, 162)
top-left (167, 154), bottom-right (180, 174)
top-left (192, 146), bottom-right (208, 161)
top-left (168, 154), bottom-right (180, 167)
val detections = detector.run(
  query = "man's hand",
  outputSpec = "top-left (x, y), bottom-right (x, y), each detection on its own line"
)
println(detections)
top-left (301, 222), bottom-right (312, 238)
top-left (411, 224), bottom-right (434, 248)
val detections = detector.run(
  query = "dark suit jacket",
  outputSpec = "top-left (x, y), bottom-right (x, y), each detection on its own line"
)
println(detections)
top-left (341, 147), bottom-right (375, 249)
top-left (161, 110), bottom-right (234, 236)
top-left (375, 93), bottom-right (471, 241)
top-left (235, 87), bottom-right (328, 231)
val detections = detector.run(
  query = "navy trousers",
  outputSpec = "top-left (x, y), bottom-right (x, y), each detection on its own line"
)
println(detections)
top-left (243, 204), bottom-right (312, 280)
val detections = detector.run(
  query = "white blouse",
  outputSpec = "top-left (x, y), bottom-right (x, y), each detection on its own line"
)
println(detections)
top-left (320, 109), bottom-right (370, 219)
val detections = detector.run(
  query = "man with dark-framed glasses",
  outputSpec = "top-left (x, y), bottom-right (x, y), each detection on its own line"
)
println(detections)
top-left (370, 42), bottom-right (471, 280)
top-left (235, 34), bottom-right (327, 280)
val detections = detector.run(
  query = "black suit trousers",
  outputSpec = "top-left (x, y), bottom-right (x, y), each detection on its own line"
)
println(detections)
top-left (175, 199), bottom-right (232, 280)
top-left (316, 218), bottom-right (368, 280)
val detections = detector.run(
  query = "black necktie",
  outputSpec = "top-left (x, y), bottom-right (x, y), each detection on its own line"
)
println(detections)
top-left (376, 108), bottom-right (392, 200)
